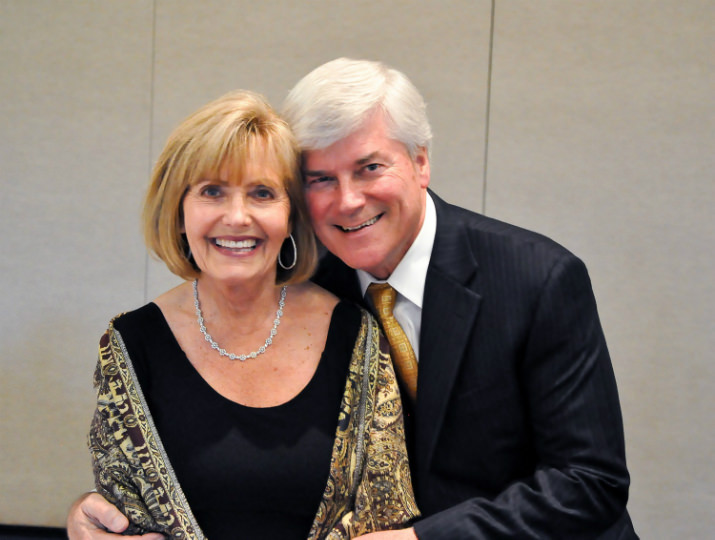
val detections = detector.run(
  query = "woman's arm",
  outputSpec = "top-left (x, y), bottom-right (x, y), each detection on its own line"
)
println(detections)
top-left (88, 329), bottom-right (165, 535)
top-left (87, 325), bottom-right (204, 538)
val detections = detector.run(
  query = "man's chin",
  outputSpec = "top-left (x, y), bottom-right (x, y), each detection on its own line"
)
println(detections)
top-left (333, 250), bottom-right (375, 272)
top-left (346, 255), bottom-right (389, 278)
top-left (321, 238), bottom-right (384, 274)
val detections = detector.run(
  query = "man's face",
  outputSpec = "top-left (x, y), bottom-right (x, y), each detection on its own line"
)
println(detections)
top-left (302, 111), bottom-right (430, 279)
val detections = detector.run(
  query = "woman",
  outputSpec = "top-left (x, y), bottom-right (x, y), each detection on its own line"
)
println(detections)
top-left (88, 90), bottom-right (418, 539)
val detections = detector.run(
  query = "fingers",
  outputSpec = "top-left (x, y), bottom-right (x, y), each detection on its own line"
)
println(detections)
top-left (66, 492), bottom-right (164, 540)
top-left (83, 492), bottom-right (128, 529)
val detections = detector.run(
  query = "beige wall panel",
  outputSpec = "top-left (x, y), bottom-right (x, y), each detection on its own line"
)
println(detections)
top-left (0, 1), bottom-right (154, 526)
top-left (487, 2), bottom-right (714, 538)
top-left (146, 0), bottom-right (492, 298)
top-left (9, 0), bottom-right (710, 534)
top-left (0, 0), bottom-right (490, 527)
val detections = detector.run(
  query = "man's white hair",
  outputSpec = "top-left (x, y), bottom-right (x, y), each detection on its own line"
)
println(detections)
top-left (282, 57), bottom-right (432, 158)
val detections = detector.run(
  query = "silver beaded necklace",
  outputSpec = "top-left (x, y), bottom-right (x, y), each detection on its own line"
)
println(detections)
top-left (192, 279), bottom-right (287, 361)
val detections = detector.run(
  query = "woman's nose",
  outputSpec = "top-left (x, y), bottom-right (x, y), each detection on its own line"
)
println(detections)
top-left (223, 195), bottom-right (251, 226)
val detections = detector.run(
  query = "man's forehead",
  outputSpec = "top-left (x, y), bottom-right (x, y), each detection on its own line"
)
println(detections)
top-left (302, 112), bottom-right (392, 158)
top-left (301, 148), bottom-right (389, 174)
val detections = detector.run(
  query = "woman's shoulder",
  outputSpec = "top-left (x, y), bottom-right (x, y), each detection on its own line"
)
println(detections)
top-left (290, 282), bottom-right (370, 324)
top-left (285, 282), bottom-right (367, 346)
top-left (110, 283), bottom-right (192, 346)
top-left (287, 281), bottom-right (339, 313)
top-left (152, 281), bottom-right (192, 314)
top-left (108, 303), bottom-right (161, 333)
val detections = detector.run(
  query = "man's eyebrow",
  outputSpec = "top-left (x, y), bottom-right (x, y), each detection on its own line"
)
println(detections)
top-left (356, 151), bottom-right (380, 165)
top-left (302, 168), bottom-right (329, 177)
top-left (303, 152), bottom-right (382, 175)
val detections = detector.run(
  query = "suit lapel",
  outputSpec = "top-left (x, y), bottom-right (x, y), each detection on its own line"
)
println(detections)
top-left (416, 193), bottom-right (482, 470)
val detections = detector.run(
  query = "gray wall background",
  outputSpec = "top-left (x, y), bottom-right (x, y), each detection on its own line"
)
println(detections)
top-left (1, 1), bottom-right (713, 537)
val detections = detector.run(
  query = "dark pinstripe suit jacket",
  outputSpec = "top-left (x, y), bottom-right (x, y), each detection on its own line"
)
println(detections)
top-left (312, 191), bottom-right (637, 539)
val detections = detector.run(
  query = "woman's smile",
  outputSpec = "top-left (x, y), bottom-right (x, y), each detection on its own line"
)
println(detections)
top-left (213, 237), bottom-right (260, 252)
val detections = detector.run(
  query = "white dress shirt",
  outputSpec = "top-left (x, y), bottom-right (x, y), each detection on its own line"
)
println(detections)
top-left (357, 193), bottom-right (436, 360)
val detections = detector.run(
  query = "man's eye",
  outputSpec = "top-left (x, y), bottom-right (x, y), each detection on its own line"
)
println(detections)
top-left (361, 163), bottom-right (384, 175)
top-left (306, 176), bottom-right (334, 188)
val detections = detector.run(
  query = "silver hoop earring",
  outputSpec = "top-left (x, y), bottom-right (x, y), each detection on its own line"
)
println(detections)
top-left (278, 234), bottom-right (297, 270)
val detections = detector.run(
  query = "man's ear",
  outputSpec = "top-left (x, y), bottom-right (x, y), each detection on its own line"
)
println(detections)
top-left (414, 146), bottom-right (430, 188)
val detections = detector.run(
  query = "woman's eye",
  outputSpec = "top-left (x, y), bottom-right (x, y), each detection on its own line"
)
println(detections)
top-left (254, 187), bottom-right (275, 199)
top-left (201, 185), bottom-right (222, 197)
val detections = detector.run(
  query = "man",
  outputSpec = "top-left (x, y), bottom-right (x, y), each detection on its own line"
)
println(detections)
top-left (68, 58), bottom-right (637, 539)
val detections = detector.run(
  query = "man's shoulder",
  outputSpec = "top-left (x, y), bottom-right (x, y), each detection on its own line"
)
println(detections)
top-left (312, 250), bottom-right (360, 300)
top-left (431, 192), bottom-right (573, 261)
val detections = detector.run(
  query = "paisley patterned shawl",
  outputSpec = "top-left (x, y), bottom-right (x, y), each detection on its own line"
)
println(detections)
top-left (89, 308), bottom-right (419, 539)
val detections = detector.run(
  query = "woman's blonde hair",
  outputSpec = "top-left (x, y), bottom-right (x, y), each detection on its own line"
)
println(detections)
top-left (142, 90), bottom-right (317, 284)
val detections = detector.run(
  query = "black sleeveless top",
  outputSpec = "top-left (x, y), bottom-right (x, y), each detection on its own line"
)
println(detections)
top-left (113, 300), bottom-right (359, 539)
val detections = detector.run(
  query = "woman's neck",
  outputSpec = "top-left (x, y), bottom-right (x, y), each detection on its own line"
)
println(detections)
top-left (194, 274), bottom-right (285, 331)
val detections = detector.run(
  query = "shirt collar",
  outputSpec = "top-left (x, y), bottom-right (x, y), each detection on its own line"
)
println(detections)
top-left (357, 192), bottom-right (436, 308)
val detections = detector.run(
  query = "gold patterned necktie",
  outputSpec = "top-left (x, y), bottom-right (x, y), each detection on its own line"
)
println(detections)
top-left (367, 282), bottom-right (418, 402)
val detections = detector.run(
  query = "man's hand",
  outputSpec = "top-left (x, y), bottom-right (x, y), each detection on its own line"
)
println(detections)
top-left (356, 528), bottom-right (418, 539)
top-left (66, 492), bottom-right (164, 540)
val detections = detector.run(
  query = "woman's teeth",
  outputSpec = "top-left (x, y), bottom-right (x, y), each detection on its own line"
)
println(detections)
top-left (214, 238), bottom-right (257, 250)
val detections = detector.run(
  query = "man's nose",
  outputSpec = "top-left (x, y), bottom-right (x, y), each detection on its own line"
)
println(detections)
top-left (337, 179), bottom-right (365, 214)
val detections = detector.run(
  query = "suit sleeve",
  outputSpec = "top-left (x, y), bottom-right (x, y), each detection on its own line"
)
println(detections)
top-left (414, 253), bottom-right (631, 539)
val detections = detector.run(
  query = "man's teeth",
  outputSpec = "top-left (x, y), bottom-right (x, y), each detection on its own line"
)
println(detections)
top-left (341, 216), bottom-right (379, 232)
top-left (215, 238), bottom-right (257, 249)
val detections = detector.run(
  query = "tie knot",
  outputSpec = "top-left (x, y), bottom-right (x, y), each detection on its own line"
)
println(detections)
top-left (367, 282), bottom-right (397, 313)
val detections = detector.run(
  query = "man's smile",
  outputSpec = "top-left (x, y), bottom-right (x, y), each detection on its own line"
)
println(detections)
top-left (338, 214), bottom-right (383, 232)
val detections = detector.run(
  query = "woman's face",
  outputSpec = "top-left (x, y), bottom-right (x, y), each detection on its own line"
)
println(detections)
top-left (182, 152), bottom-right (291, 288)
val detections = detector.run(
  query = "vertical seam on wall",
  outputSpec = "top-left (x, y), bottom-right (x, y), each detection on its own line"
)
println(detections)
top-left (482, 0), bottom-right (496, 216)
top-left (144, 0), bottom-right (157, 303)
